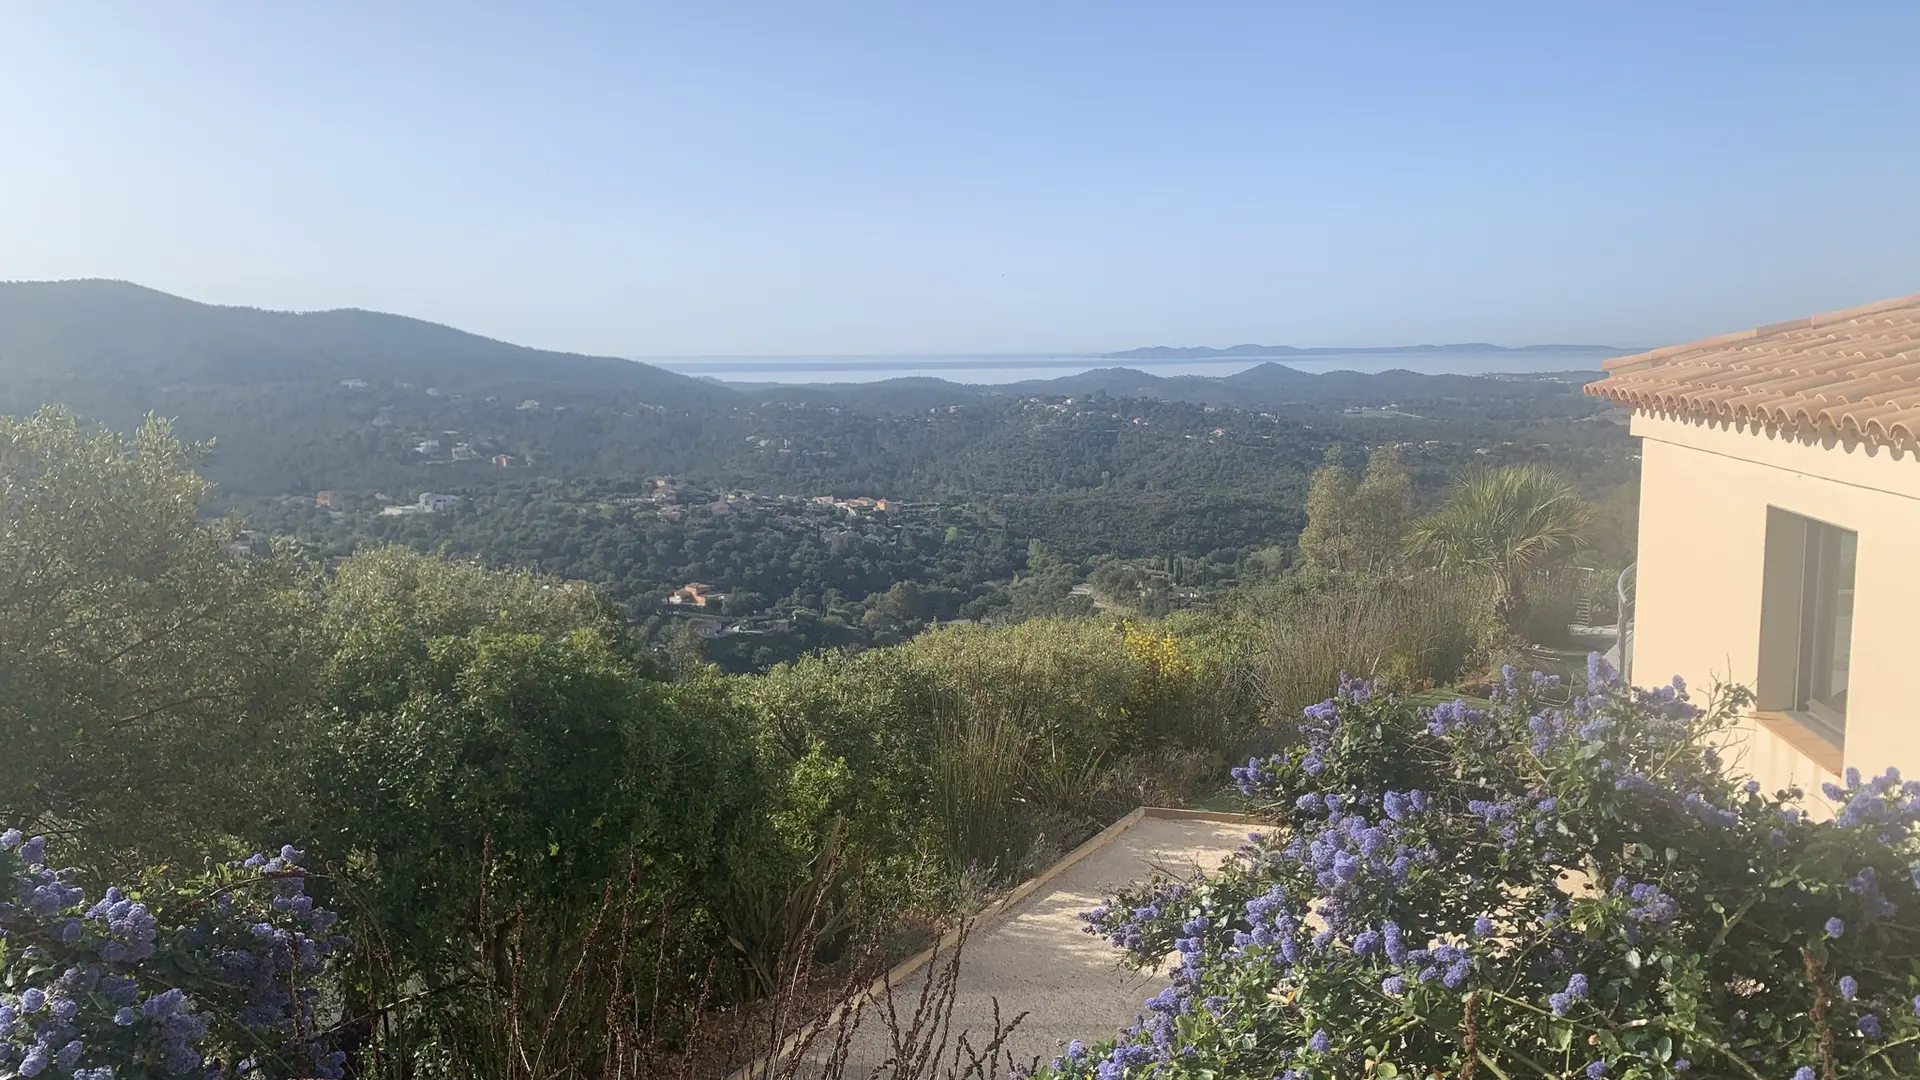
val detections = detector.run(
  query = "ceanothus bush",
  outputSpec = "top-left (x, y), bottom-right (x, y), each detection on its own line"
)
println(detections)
top-left (1058, 659), bottom-right (1920, 1079)
top-left (0, 832), bottom-right (347, 1079)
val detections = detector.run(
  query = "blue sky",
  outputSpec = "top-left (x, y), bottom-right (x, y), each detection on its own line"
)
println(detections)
top-left (3, 3), bottom-right (1917, 356)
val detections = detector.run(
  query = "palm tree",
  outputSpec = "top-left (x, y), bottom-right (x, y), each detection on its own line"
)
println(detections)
top-left (1405, 464), bottom-right (1592, 632)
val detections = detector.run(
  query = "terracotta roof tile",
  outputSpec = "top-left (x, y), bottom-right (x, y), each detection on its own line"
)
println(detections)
top-left (1585, 294), bottom-right (1920, 451)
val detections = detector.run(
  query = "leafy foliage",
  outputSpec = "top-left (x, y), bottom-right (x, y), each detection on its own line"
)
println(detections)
top-left (747, 616), bottom-right (1256, 889)
top-left (309, 628), bottom-right (664, 971)
top-left (298, 547), bottom-right (778, 1057)
top-left (1298, 446), bottom-right (1416, 576)
top-left (0, 409), bottom-right (318, 870)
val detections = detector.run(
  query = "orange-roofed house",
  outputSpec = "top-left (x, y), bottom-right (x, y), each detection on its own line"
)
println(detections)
top-left (1586, 295), bottom-right (1920, 800)
top-left (667, 583), bottom-right (715, 608)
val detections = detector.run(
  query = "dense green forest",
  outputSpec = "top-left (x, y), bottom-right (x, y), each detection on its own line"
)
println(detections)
top-left (236, 386), bottom-right (1636, 667)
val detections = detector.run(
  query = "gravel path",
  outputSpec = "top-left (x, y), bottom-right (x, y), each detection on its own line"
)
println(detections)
top-left (796, 811), bottom-right (1253, 1076)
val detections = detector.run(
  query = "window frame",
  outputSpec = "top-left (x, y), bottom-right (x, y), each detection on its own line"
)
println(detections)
top-left (1756, 507), bottom-right (1858, 753)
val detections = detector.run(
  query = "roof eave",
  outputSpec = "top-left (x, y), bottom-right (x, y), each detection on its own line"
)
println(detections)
top-left (1600, 292), bottom-right (1920, 373)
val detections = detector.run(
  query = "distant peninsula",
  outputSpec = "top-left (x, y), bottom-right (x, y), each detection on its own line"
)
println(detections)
top-left (1103, 342), bottom-right (1630, 361)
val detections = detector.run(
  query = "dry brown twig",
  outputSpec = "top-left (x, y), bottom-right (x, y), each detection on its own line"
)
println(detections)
top-left (733, 917), bottom-right (1032, 1080)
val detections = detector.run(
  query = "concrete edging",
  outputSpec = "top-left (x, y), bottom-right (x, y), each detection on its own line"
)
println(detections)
top-left (728, 805), bottom-right (1257, 1078)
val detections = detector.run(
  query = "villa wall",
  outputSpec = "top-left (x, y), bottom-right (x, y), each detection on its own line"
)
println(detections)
top-left (1629, 412), bottom-right (1920, 800)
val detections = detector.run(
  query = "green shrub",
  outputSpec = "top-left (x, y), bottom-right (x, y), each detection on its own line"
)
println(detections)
top-left (0, 409), bottom-right (318, 870)
top-left (301, 551), bottom-right (785, 1071)
top-left (742, 616), bottom-right (1258, 909)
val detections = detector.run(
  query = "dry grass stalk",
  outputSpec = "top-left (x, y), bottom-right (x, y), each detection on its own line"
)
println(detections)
top-left (736, 920), bottom-right (1032, 1080)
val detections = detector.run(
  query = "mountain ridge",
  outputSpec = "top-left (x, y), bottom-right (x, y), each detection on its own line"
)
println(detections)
top-left (0, 279), bottom-right (1615, 422)
top-left (1103, 342), bottom-right (1631, 360)
top-left (0, 278), bottom-right (734, 407)
top-left (714, 360), bottom-right (1604, 414)
top-left (0, 280), bottom-right (1622, 498)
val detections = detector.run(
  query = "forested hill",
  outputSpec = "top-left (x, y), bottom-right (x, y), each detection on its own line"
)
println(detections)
top-left (1101, 342), bottom-right (1626, 361)
top-left (1, 280), bottom-right (1608, 424)
top-left (755, 362), bottom-right (1605, 413)
top-left (0, 280), bottom-right (1628, 501)
top-left (0, 279), bottom-right (734, 413)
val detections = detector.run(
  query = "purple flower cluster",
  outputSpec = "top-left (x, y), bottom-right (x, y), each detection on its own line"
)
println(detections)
top-left (1548, 972), bottom-right (1590, 1017)
top-left (0, 829), bottom-right (348, 1079)
top-left (1229, 754), bottom-right (1283, 800)
top-left (1274, 799), bottom-right (1432, 897)
top-left (1235, 883), bottom-right (1300, 961)
top-left (1611, 879), bottom-right (1680, 936)
top-left (83, 888), bottom-right (158, 964)
top-left (1679, 792), bottom-right (1739, 828)
top-left (1081, 880), bottom-right (1188, 954)
top-left (1046, 1038), bottom-right (1091, 1073)
top-left (1425, 696), bottom-right (1485, 737)
top-left (1382, 788), bottom-right (1427, 822)
top-left (1813, 769), bottom-right (1920, 939)
top-left (1845, 864), bottom-right (1900, 922)
top-left (1236, 677), bottom-right (1380, 801)
top-left (1086, 1042), bottom-right (1153, 1080)
top-left (1529, 671), bottom-right (1696, 765)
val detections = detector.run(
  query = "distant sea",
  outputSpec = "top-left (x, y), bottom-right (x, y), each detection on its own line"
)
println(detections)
top-left (647, 350), bottom-right (1621, 386)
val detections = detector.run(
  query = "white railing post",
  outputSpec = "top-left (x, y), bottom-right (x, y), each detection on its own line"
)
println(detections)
top-left (1615, 563), bottom-right (1636, 685)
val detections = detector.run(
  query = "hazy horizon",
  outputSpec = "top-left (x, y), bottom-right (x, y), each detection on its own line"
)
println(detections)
top-left (7, 277), bottom-right (1646, 376)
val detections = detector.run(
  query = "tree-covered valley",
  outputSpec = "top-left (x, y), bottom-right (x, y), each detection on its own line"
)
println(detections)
top-left (238, 387), bottom-right (1636, 668)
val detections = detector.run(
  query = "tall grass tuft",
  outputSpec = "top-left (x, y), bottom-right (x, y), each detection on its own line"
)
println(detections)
top-left (931, 707), bottom-right (1030, 879)
top-left (1237, 573), bottom-right (1491, 722)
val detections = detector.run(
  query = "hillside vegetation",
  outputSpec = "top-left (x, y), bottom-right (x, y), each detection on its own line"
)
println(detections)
top-left (0, 406), bottom-right (1599, 1078)
top-left (0, 279), bottom-right (730, 406)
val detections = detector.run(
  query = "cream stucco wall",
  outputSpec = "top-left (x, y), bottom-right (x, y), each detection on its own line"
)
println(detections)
top-left (1629, 413), bottom-right (1920, 799)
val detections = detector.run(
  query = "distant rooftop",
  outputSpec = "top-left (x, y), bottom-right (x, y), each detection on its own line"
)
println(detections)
top-left (1586, 294), bottom-right (1920, 451)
